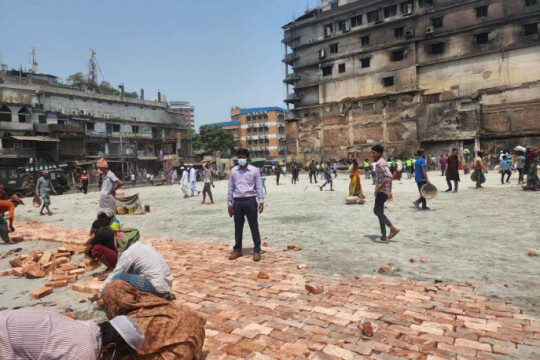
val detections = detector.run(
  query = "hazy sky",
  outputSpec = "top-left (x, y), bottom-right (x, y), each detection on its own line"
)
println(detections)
top-left (0, 0), bottom-right (319, 128)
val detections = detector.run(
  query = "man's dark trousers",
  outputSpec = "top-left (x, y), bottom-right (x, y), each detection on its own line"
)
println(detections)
top-left (233, 197), bottom-right (261, 253)
top-left (416, 181), bottom-right (427, 209)
top-left (309, 172), bottom-right (317, 183)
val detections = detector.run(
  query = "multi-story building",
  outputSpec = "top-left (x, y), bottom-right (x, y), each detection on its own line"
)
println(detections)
top-left (282, 0), bottom-right (540, 162)
top-left (210, 121), bottom-right (241, 144)
top-left (0, 69), bottom-right (191, 176)
top-left (230, 107), bottom-right (286, 159)
top-left (169, 101), bottom-right (195, 129)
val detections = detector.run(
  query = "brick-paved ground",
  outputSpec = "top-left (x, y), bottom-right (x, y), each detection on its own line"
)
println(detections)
top-left (14, 222), bottom-right (540, 359)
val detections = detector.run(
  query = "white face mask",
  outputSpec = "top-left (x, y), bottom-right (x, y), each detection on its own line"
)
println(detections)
top-left (238, 159), bottom-right (248, 167)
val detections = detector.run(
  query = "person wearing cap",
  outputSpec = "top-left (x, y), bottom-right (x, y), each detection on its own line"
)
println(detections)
top-left (0, 195), bottom-right (24, 244)
top-left (189, 163), bottom-right (198, 196)
top-left (96, 158), bottom-right (123, 212)
top-left (36, 170), bottom-right (56, 216)
top-left (0, 309), bottom-right (144, 360)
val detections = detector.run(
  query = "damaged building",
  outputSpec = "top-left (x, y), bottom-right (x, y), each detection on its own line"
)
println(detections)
top-left (282, 0), bottom-right (540, 162)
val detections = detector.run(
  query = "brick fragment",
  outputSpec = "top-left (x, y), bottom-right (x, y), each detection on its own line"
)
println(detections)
top-left (24, 264), bottom-right (46, 278)
top-left (1, 268), bottom-right (14, 276)
top-left (12, 267), bottom-right (24, 277)
top-left (45, 279), bottom-right (68, 288)
top-left (29, 287), bottom-right (53, 299)
top-left (257, 271), bottom-right (269, 280)
top-left (362, 322), bottom-right (374, 337)
top-left (9, 257), bottom-right (22, 268)
top-left (63, 312), bottom-right (75, 319)
top-left (305, 283), bottom-right (324, 295)
top-left (68, 268), bottom-right (85, 275)
top-left (455, 338), bottom-right (492, 352)
top-left (38, 251), bottom-right (52, 264)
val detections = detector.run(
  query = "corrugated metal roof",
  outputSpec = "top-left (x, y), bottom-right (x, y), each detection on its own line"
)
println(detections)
top-left (11, 136), bottom-right (60, 142)
top-left (211, 121), bottom-right (241, 127)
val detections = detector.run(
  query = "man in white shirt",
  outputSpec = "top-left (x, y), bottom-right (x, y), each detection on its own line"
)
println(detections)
top-left (0, 310), bottom-right (144, 360)
top-left (97, 241), bottom-right (173, 299)
top-left (96, 158), bottom-right (123, 211)
top-left (189, 164), bottom-right (198, 196)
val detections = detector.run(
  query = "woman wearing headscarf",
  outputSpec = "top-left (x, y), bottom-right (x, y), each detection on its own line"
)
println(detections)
top-left (349, 161), bottom-right (365, 202)
top-left (102, 280), bottom-right (206, 360)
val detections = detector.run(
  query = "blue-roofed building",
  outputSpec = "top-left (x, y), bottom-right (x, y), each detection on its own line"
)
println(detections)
top-left (230, 106), bottom-right (286, 159)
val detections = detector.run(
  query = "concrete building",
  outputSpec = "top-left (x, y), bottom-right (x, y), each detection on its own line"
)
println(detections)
top-left (282, 0), bottom-right (540, 162)
top-left (230, 107), bottom-right (286, 159)
top-left (0, 69), bottom-right (191, 176)
top-left (210, 121), bottom-right (241, 143)
top-left (169, 101), bottom-right (195, 129)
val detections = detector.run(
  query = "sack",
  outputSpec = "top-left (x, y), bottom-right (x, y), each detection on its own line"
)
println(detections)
top-left (114, 228), bottom-right (140, 259)
top-left (470, 172), bottom-right (477, 182)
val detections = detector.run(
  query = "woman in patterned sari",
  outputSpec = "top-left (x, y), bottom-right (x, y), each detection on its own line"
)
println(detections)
top-left (102, 280), bottom-right (206, 360)
top-left (349, 161), bottom-right (365, 201)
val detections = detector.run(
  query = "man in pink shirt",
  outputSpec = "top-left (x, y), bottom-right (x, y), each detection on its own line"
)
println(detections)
top-left (227, 148), bottom-right (265, 262)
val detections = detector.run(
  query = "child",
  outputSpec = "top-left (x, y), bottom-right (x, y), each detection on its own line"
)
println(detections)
top-left (500, 155), bottom-right (512, 184)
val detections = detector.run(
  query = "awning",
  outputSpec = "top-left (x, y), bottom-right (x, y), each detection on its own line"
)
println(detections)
top-left (250, 157), bottom-right (266, 163)
top-left (11, 136), bottom-right (60, 142)
top-left (137, 156), bottom-right (159, 160)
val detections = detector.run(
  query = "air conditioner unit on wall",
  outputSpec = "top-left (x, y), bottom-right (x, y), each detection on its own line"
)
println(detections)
top-left (426, 26), bottom-right (435, 35)
top-left (71, 110), bottom-right (78, 115)
top-left (404, 4), bottom-right (413, 15)
top-left (78, 109), bottom-right (86, 115)
top-left (405, 29), bottom-right (415, 38)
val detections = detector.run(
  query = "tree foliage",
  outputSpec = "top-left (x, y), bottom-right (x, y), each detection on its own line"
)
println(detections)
top-left (190, 125), bottom-right (236, 154)
top-left (66, 72), bottom-right (87, 90)
top-left (65, 74), bottom-right (137, 98)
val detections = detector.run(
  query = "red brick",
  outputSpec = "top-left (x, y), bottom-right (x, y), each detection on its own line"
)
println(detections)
top-left (29, 286), bottom-right (53, 300)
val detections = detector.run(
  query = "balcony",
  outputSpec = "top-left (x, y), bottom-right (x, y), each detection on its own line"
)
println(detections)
top-left (282, 34), bottom-right (300, 45)
top-left (284, 93), bottom-right (300, 104)
top-left (286, 112), bottom-right (300, 121)
top-left (282, 53), bottom-right (299, 65)
top-left (283, 74), bottom-right (300, 85)
top-left (0, 148), bottom-right (36, 158)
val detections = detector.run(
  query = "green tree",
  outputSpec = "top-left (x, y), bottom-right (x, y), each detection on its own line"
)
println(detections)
top-left (124, 91), bottom-right (139, 99)
top-left (66, 72), bottom-right (86, 90)
top-left (188, 128), bottom-right (204, 151)
top-left (198, 125), bottom-right (236, 154)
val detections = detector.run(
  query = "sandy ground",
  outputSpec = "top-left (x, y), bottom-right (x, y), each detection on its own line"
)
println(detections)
top-left (15, 170), bottom-right (540, 316)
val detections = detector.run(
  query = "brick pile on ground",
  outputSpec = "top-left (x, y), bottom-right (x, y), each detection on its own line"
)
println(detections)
top-left (13, 222), bottom-right (540, 359)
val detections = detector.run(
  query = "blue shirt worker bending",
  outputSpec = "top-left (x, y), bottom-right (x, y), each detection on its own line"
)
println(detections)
top-left (413, 148), bottom-right (431, 210)
top-left (227, 148), bottom-right (265, 262)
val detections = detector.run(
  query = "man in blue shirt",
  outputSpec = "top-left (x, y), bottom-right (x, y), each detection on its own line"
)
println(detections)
top-left (413, 149), bottom-right (431, 210)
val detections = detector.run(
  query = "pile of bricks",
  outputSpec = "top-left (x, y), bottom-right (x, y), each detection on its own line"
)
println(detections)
top-left (1, 245), bottom-right (101, 300)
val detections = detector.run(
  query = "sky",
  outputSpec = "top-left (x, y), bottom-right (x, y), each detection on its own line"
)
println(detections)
top-left (0, 0), bottom-right (320, 129)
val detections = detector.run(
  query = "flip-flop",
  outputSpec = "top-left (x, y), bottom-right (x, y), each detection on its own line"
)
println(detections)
top-left (388, 229), bottom-right (401, 240)
top-left (374, 238), bottom-right (389, 244)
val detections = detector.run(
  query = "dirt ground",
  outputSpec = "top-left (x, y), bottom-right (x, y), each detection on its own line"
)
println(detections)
top-left (16, 170), bottom-right (540, 316)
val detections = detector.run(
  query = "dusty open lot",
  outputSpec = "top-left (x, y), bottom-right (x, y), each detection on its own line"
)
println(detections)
top-left (17, 170), bottom-right (540, 316)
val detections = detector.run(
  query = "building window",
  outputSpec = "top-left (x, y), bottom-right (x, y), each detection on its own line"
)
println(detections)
top-left (322, 66), bottom-right (333, 76)
top-left (38, 115), bottom-right (47, 124)
top-left (324, 24), bottom-right (333, 37)
top-left (428, 42), bottom-right (445, 54)
top-left (330, 43), bottom-right (339, 54)
top-left (419, 0), bottom-right (433, 7)
top-left (367, 10), bottom-right (379, 23)
top-left (525, 0), bottom-right (537, 6)
top-left (394, 26), bottom-right (404, 38)
top-left (523, 23), bottom-right (539, 36)
top-left (86, 122), bottom-right (95, 131)
top-left (361, 35), bottom-right (370, 46)
top-left (361, 57), bottom-right (371, 68)
top-left (330, 1), bottom-right (338, 9)
top-left (338, 64), bottom-right (346, 73)
top-left (0, 105), bottom-right (11, 122)
top-left (363, 103), bottom-right (375, 111)
top-left (18, 107), bottom-right (30, 123)
top-left (384, 5), bottom-right (397, 18)
top-left (337, 20), bottom-right (348, 32)
top-left (247, 128), bottom-right (251, 133)
top-left (132, 125), bottom-right (139, 133)
top-left (401, 1), bottom-right (413, 14)
top-left (432, 17), bottom-right (443, 29)
top-left (351, 14), bottom-right (362, 27)
top-left (391, 50), bottom-right (405, 61)
top-left (247, 116), bottom-right (251, 121)
top-left (475, 32), bottom-right (489, 45)
top-left (112, 124), bottom-right (120, 132)
top-left (383, 77), bottom-right (395, 87)
top-left (476, 5), bottom-right (488, 18)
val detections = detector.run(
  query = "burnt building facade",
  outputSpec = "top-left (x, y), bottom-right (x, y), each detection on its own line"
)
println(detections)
top-left (282, 0), bottom-right (540, 161)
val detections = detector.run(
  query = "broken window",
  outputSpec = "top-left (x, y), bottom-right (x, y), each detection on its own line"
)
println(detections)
top-left (476, 5), bottom-right (488, 18)
top-left (428, 42), bottom-right (445, 54)
top-left (523, 23), bottom-right (539, 36)
top-left (330, 43), bottom-right (339, 54)
top-left (324, 24), bottom-right (333, 37)
top-left (361, 35), bottom-right (370, 46)
top-left (383, 77), bottom-right (395, 87)
top-left (367, 10), bottom-right (379, 23)
top-left (351, 15), bottom-right (362, 28)
top-left (394, 27), bottom-right (404, 38)
top-left (391, 50), bottom-right (405, 61)
top-left (322, 66), bottom-right (333, 76)
top-left (419, 0), bottom-right (433, 7)
top-left (475, 32), bottom-right (489, 45)
top-left (384, 5), bottom-right (397, 18)
top-left (432, 17), bottom-right (443, 29)
top-left (525, 0), bottom-right (537, 6)
top-left (0, 105), bottom-right (11, 122)
top-left (361, 57), bottom-right (371, 68)
top-left (86, 122), bottom-right (95, 131)
top-left (338, 64), bottom-right (346, 73)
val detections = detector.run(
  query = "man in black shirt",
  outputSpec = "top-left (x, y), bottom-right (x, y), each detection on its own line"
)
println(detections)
top-left (84, 219), bottom-right (118, 270)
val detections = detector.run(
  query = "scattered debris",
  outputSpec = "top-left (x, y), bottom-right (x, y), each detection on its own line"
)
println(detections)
top-left (262, 242), bottom-right (268, 247)
top-left (409, 259), bottom-right (416, 263)
top-left (378, 266), bottom-right (388, 274)
top-left (528, 251), bottom-right (537, 257)
top-left (361, 322), bottom-right (374, 337)
top-left (257, 271), bottom-right (269, 280)
top-left (293, 245), bottom-right (302, 251)
top-left (305, 283), bottom-right (324, 295)
top-left (388, 262), bottom-right (395, 267)
top-left (465, 281), bottom-right (473, 287)
top-left (287, 244), bottom-right (296, 250)
top-left (297, 263), bottom-right (307, 269)
top-left (29, 286), bottom-right (53, 300)
top-left (419, 257), bottom-right (431, 263)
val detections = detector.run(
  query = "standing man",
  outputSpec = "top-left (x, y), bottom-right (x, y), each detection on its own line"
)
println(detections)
top-left (363, 159), bottom-right (371, 180)
top-left (0, 195), bottom-right (24, 244)
top-left (333, 160), bottom-right (338, 178)
top-left (274, 163), bottom-right (281, 185)
top-left (97, 158), bottom-right (123, 212)
top-left (473, 151), bottom-right (488, 189)
top-left (405, 157), bottom-right (413, 179)
top-left (36, 170), bottom-right (57, 216)
top-left (131, 172), bottom-right (136, 188)
top-left (309, 160), bottom-right (318, 184)
top-left (180, 166), bottom-right (190, 198)
top-left (79, 170), bottom-right (90, 194)
top-left (440, 155), bottom-right (447, 176)
top-left (445, 148), bottom-right (461, 192)
top-left (189, 164), bottom-right (198, 196)
top-left (200, 162), bottom-right (215, 205)
top-left (413, 149), bottom-right (431, 210)
top-left (371, 145), bottom-right (400, 243)
top-left (500, 155), bottom-right (512, 184)
top-left (227, 149), bottom-right (265, 262)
